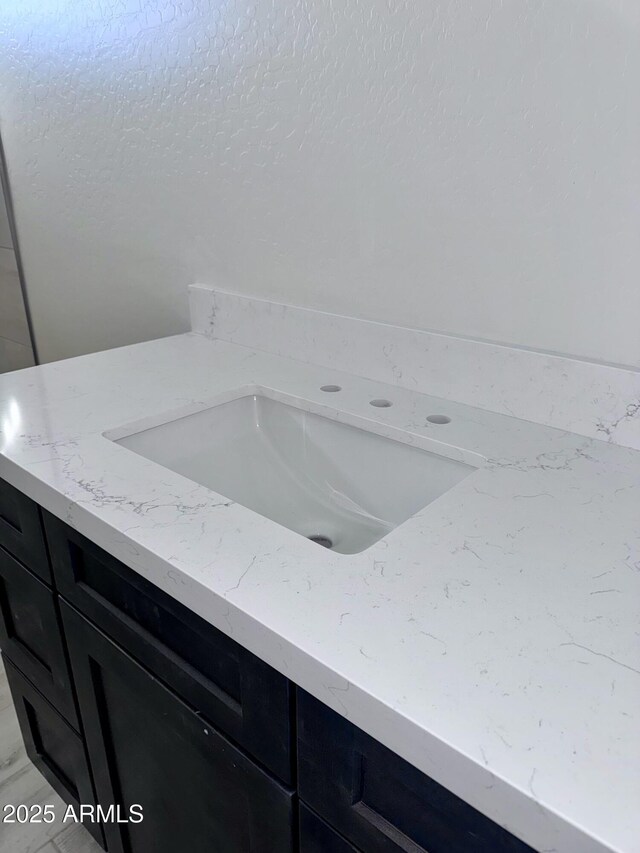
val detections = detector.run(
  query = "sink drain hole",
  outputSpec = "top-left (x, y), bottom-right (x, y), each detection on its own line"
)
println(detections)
top-left (308, 534), bottom-right (334, 549)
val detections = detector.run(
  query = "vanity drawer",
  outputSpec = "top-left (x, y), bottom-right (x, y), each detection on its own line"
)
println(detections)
top-left (0, 478), bottom-right (50, 583)
top-left (44, 513), bottom-right (293, 784)
top-left (0, 546), bottom-right (78, 727)
top-left (298, 691), bottom-right (534, 853)
top-left (299, 804), bottom-right (361, 853)
top-left (3, 657), bottom-right (104, 848)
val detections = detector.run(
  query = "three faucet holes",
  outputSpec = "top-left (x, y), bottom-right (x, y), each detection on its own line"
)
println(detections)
top-left (320, 385), bottom-right (450, 424)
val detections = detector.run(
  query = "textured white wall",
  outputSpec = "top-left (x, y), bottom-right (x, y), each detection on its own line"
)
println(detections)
top-left (0, 1), bottom-right (638, 366)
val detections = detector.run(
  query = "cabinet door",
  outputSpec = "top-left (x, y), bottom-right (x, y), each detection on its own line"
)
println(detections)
top-left (0, 546), bottom-right (78, 727)
top-left (0, 479), bottom-right (50, 583)
top-left (61, 601), bottom-right (295, 853)
top-left (45, 513), bottom-right (293, 783)
top-left (298, 690), bottom-right (534, 853)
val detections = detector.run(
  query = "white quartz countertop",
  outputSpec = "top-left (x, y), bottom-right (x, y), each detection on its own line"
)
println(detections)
top-left (0, 333), bottom-right (638, 853)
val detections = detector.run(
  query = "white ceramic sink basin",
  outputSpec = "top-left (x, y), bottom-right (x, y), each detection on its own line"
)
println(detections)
top-left (111, 393), bottom-right (477, 553)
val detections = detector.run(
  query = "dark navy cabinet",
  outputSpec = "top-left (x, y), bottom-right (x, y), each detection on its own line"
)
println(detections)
top-left (44, 511), bottom-right (294, 785)
top-left (61, 602), bottom-right (295, 853)
top-left (0, 478), bottom-right (50, 583)
top-left (0, 545), bottom-right (79, 727)
top-left (298, 690), bottom-right (533, 853)
top-left (3, 656), bottom-right (103, 846)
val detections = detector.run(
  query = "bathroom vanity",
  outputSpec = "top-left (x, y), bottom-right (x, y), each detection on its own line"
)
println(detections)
top-left (0, 477), bottom-right (532, 851)
top-left (0, 290), bottom-right (638, 853)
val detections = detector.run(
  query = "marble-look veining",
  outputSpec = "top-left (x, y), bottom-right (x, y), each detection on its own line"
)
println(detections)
top-left (190, 285), bottom-right (640, 452)
top-left (0, 333), bottom-right (638, 853)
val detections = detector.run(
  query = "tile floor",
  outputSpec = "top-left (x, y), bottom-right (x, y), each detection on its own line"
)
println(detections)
top-left (0, 658), bottom-right (101, 853)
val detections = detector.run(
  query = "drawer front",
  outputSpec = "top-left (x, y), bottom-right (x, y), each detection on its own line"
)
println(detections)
top-left (298, 691), bottom-right (534, 853)
top-left (45, 513), bottom-right (293, 783)
top-left (0, 547), bottom-right (78, 727)
top-left (0, 479), bottom-right (50, 583)
top-left (300, 804), bottom-right (361, 853)
top-left (61, 602), bottom-right (295, 853)
top-left (3, 656), bottom-right (104, 848)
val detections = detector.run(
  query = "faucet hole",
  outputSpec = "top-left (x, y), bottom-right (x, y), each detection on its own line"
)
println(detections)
top-left (370, 399), bottom-right (392, 408)
top-left (427, 414), bottom-right (451, 424)
top-left (321, 385), bottom-right (342, 393)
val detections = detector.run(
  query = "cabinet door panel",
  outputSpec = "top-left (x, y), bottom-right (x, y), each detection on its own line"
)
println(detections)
top-left (298, 691), bottom-right (534, 853)
top-left (0, 479), bottom-right (50, 583)
top-left (46, 513), bottom-right (292, 783)
top-left (3, 656), bottom-right (104, 848)
top-left (0, 547), bottom-right (78, 727)
top-left (61, 601), bottom-right (295, 853)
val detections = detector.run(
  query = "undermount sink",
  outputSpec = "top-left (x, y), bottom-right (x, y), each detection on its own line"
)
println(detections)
top-left (110, 392), bottom-right (477, 554)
